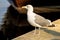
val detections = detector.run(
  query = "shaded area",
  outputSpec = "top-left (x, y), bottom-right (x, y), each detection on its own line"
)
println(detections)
top-left (39, 12), bottom-right (60, 21)
top-left (14, 0), bottom-right (60, 7)
top-left (4, 25), bottom-right (34, 39)
top-left (30, 0), bottom-right (60, 6)
top-left (40, 28), bottom-right (60, 36)
top-left (51, 39), bottom-right (60, 40)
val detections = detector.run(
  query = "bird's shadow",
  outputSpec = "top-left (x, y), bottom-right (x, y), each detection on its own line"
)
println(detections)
top-left (40, 28), bottom-right (60, 36)
top-left (51, 39), bottom-right (60, 40)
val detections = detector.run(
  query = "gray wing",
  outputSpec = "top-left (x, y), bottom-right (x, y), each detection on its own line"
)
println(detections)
top-left (35, 14), bottom-right (50, 26)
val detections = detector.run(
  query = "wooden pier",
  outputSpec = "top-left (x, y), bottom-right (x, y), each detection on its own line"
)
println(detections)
top-left (12, 19), bottom-right (60, 40)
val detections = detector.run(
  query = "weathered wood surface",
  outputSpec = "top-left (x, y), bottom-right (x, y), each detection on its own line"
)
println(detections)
top-left (12, 19), bottom-right (60, 40)
top-left (17, 7), bottom-right (60, 14)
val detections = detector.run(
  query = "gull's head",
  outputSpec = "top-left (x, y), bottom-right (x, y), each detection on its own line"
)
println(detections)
top-left (22, 5), bottom-right (33, 11)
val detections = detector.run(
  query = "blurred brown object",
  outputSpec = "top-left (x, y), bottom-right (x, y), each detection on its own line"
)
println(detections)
top-left (15, 0), bottom-right (31, 7)
top-left (8, 0), bottom-right (60, 14)
top-left (16, 7), bottom-right (60, 14)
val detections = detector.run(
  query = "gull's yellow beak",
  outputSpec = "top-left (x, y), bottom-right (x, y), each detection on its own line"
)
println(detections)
top-left (22, 6), bottom-right (27, 8)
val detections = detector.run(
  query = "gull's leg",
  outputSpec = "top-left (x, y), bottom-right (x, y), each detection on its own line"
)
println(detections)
top-left (38, 25), bottom-right (42, 35)
top-left (38, 27), bottom-right (40, 35)
top-left (34, 26), bottom-right (36, 35)
top-left (33, 23), bottom-right (42, 35)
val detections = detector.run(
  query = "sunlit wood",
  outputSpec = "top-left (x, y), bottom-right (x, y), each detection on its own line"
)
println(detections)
top-left (12, 19), bottom-right (60, 40)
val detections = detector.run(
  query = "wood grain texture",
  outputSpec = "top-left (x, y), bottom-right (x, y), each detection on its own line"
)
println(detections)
top-left (12, 19), bottom-right (60, 40)
top-left (16, 7), bottom-right (60, 14)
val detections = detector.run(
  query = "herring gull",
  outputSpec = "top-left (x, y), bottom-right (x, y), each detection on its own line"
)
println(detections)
top-left (22, 5), bottom-right (55, 34)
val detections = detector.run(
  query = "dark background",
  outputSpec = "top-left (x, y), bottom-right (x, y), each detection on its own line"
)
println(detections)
top-left (30, 0), bottom-right (60, 6)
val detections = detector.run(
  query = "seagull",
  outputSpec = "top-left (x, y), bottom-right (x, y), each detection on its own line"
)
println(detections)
top-left (22, 5), bottom-right (55, 35)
